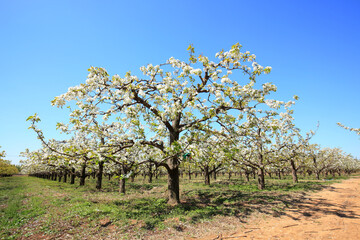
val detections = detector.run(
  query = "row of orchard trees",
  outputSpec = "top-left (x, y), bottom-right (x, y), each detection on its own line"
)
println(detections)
top-left (0, 146), bottom-right (19, 177)
top-left (21, 44), bottom-right (360, 204)
top-left (21, 139), bottom-right (359, 188)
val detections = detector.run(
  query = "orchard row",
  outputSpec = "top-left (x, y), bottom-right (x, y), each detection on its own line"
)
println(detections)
top-left (21, 44), bottom-right (360, 204)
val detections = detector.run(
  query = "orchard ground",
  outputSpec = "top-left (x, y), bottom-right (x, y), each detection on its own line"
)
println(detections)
top-left (204, 176), bottom-right (360, 240)
top-left (0, 174), bottom-right (358, 239)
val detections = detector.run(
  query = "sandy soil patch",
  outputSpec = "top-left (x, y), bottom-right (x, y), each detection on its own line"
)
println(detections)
top-left (195, 177), bottom-right (360, 240)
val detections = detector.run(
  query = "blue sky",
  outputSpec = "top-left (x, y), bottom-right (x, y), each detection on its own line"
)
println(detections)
top-left (1, 0), bottom-right (359, 164)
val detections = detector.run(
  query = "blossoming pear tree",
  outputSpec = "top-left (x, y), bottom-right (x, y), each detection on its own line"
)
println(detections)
top-left (306, 145), bottom-right (340, 180)
top-left (272, 108), bottom-right (316, 183)
top-left (226, 100), bottom-right (300, 189)
top-left (188, 131), bottom-right (227, 185)
top-left (339, 154), bottom-right (360, 175)
top-left (36, 43), bottom-right (277, 204)
top-left (27, 114), bottom-right (104, 186)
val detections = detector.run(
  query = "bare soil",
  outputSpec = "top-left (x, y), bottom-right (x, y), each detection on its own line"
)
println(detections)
top-left (196, 177), bottom-right (360, 240)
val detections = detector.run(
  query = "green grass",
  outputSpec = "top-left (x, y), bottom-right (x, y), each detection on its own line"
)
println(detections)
top-left (0, 176), bottom-right (46, 239)
top-left (0, 173), bottom-right (352, 239)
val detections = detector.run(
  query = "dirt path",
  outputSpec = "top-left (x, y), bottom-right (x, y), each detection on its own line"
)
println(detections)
top-left (202, 177), bottom-right (360, 240)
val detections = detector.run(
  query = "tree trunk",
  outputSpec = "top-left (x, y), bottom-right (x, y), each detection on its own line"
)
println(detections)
top-left (79, 164), bottom-right (86, 186)
top-left (96, 161), bottom-right (104, 190)
top-left (245, 171), bottom-right (250, 182)
top-left (148, 163), bottom-right (153, 183)
top-left (70, 168), bottom-right (76, 184)
top-left (143, 173), bottom-right (146, 182)
top-left (119, 167), bottom-right (128, 194)
top-left (119, 178), bottom-right (126, 194)
top-left (59, 172), bottom-right (63, 182)
top-left (204, 166), bottom-right (210, 185)
top-left (166, 126), bottom-right (181, 205)
top-left (155, 169), bottom-right (159, 179)
top-left (315, 171), bottom-right (320, 180)
top-left (291, 167), bottom-right (298, 183)
top-left (257, 168), bottom-right (265, 190)
top-left (228, 172), bottom-right (232, 180)
top-left (166, 156), bottom-right (180, 205)
top-left (290, 159), bottom-right (298, 183)
top-left (148, 172), bottom-right (153, 183)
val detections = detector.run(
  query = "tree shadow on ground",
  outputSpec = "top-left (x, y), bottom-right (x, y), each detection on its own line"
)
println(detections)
top-left (283, 196), bottom-right (360, 220)
top-left (180, 188), bottom-right (297, 223)
top-left (179, 183), bottom-right (359, 225)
